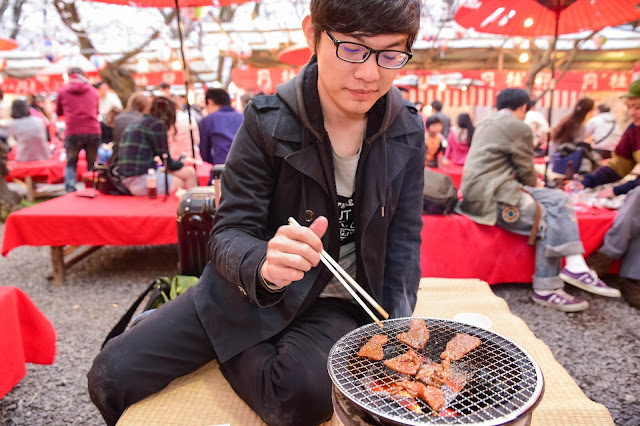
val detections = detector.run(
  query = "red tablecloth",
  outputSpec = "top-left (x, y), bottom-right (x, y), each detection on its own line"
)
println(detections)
top-left (2, 191), bottom-right (179, 256)
top-left (6, 153), bottom-right (88, 184)
top-left (420, 206), bottom-right (617, 284)
top-left (0, 286), bottom-right (56, 399)
top-left (429, 164), bottom-right (464, 188)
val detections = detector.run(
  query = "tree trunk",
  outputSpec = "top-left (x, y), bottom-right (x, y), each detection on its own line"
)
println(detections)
top-left (99, 64), bottom-right (136, 107)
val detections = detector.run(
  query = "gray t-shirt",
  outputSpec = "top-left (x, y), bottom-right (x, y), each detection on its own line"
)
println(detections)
top-left (320, 146), bottom-right (360, 299)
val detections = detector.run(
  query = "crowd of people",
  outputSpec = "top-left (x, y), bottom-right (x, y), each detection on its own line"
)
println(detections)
top-left (1, 69), bottom-right (252, 196)
top-left (1, 1), bottom-right (638, 424)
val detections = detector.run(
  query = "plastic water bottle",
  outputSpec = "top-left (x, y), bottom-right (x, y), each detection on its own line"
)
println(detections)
top-left (146, 168), bottom-right (157, 199)
top-left (569, 173), bottom-right (581, 205)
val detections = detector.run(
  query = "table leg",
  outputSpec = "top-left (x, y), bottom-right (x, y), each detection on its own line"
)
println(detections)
top-left (51, 246), bottom-right (64, 287)
top-left (25, 176), bottom-right (35, 203)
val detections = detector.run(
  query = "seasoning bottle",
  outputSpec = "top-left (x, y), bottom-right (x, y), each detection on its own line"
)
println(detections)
top-left (146, 168), bottom-right (157, 199)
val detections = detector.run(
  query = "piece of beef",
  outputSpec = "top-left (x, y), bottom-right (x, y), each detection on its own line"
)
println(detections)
top-left (441, 333), bottom-right (482, 361)
top-left (415, 359), bottom-right (451, 386)
top-left (396, 318), bottom-right (430, 350)
top-left (383, 349), bottom-right (423, 376)
top-left (357, 334), bottom-right (389, 361)
top-left (396, 380), bottom-right (445, 412)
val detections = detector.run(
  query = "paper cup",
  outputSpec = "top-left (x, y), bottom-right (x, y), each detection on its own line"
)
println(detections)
top-left (453, 313), bottom-right (492, 330)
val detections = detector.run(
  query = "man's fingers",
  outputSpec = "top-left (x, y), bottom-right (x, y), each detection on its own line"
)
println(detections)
top-left (308, 216), bottom-right (328, 238)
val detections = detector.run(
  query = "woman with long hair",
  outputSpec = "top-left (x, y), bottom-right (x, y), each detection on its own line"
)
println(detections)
top-left (9, 99), bottom-right (50, 162)
top-left (116, 96), bottom-right (197, 196)
top-left (549, 97), bottom-right (594, 157)
top-left (443, 112), bottom-right (474, 166)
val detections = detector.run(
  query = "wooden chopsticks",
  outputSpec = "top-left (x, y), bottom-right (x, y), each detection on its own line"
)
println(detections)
top-left (288, 217), bottom-right (389, 328)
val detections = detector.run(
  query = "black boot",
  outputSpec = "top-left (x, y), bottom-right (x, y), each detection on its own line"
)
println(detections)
top-left (585, 251), bottom-right (615, 278)
top-left (621, 278), bottom-right (640, 309)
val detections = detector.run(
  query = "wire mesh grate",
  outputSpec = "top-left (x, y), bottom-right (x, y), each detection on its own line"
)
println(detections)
top-left (327, 318), bottom-right (543, 425)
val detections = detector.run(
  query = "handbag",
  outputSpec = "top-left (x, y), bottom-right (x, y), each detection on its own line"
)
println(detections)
top-left (93, 162), bottom-right (132, 196)
top-left (101, 275), bottom-right (199, 348)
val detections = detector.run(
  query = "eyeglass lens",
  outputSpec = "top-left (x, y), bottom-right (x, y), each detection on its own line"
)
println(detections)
top-left (337, 43), bottom-right (409, 69)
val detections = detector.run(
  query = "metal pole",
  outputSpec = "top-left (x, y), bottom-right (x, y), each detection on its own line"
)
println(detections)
top-left (174, 0), bottom-right (197, 165)
top-left (544, 11), bottom-right (560, 187)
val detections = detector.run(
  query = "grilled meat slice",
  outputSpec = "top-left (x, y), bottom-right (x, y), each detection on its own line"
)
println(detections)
top-left (357, 334), bottom-right (389, 361)
top-left (396, 380), bottom-right (445, 412)
top-left (383, 349), bottom-right (423, 376)
top-left (441, 333), bottom-right (482, 361)
top-left (415, 359), bottom-right (451, 386)
top-left (397, 318), bottom-right (430, 350)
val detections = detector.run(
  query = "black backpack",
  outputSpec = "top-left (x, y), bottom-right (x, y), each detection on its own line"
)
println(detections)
top-left (423, 169), bottom-right (458, 215)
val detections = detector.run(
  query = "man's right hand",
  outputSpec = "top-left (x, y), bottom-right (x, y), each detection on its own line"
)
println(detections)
top-left (260, 216), bottom-right (328, 288)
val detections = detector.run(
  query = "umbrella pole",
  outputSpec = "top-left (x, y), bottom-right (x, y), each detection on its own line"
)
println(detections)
top-left (174, 0), bottom-right (197, 166)
top-left (544, 11), bottom-right (560, 187)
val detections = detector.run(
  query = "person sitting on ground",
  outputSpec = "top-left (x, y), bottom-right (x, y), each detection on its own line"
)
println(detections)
top-left (110, 91), bottom-right (150, 165)
top-left (443, 112), bottom-right (474, 166)
top-left (584, 104), bottom-right (623, 159)
top-left (116, 96), bottom-right (197, 196)
top-left (458, 88), bottom-right (619, 312)
top-left (8, 99), bottom-right (50, 162)
top-left (425, 115), bottom-right (445, 168)
top-left (87, 1), bottom-right (425, 424)
top-left (580, 80), bottom-right (640, 308)
top-left (549, 97), bottom-right (594, 158)
top-left (431, 99), bottom-right (451, 138)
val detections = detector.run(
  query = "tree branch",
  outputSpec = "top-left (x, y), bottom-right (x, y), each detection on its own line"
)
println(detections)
top-left (9, 0), bottom-right (25, 39)
top-left (0, 0), bottom-right (10, 21)
top-left (113, 9), bottom-right (177, 66)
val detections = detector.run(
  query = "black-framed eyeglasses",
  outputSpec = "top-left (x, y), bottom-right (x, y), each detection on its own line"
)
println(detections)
top-left (325, 31), bottom-right (412, 69)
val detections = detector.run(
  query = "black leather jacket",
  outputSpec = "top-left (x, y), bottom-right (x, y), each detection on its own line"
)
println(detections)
top-left (194, 60), bottom-right (425, 362)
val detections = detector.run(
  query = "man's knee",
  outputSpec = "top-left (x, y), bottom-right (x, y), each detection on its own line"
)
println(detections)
top-left (87, 343), bottom-right (133, 425)
top-left (260, 367), bottom-right (333, 426)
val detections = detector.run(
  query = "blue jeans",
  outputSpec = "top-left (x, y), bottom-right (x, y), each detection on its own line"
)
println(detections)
top-left (497, 186), bottom-right (584, 291)
top-left (600, 186), bottom-right (640, 280)
top-left (65, 134), bottom-right (100, 191)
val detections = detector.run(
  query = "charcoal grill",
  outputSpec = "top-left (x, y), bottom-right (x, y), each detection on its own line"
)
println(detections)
top-left (327, 318), bottom-right (544, 425)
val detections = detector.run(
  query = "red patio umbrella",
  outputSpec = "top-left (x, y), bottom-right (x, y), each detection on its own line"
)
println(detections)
top-left (454, 0), bottom-right (640, 37)
top-left (277, 44), bottom-right (312, 66)
top-left (0, 37), bottom-right (18, 51)
top-left (454, 0), bottom-right (640, 181)
top-left (84, 0), bottom-right (256, 159)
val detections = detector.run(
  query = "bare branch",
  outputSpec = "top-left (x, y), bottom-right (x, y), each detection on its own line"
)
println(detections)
top-left (113, 9), bottom-right (177, 66)
top-left (0, 0), bottom-right (10, 21)
top-left (9, 0), bottom-right (25, 39)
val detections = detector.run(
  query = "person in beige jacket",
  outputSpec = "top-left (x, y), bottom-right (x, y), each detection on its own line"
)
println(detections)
top-left (459, 88), bottom-right (619, 312)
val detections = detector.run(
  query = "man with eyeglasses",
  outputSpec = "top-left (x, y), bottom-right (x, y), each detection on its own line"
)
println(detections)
top-left (88, 1), bottom-right (424, 425)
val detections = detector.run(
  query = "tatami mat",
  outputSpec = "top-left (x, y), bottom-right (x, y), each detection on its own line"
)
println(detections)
top-left (118, 278), bottom-right (613, 426)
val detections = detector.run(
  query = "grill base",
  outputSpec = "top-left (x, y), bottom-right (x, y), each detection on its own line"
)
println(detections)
top-left (333, 386), bottom-right (535, 426)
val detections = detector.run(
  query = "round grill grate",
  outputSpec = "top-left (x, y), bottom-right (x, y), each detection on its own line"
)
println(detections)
top-left (327, 318), bottom-right (543, 425)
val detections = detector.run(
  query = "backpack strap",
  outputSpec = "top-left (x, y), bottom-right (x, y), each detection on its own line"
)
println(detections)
top-left (101, 278), bottom-right (166, 349)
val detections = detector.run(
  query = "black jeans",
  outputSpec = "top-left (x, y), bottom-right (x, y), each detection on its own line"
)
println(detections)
top-left (64, 133), bottom-right (99, 191)
top-left (87, 286), bottom-right (367, 426)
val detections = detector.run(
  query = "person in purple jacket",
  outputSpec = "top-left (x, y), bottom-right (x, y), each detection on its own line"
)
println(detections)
top-left (56, 67), bottom-right (100, 192)
top-left (198, 88), bottom-right (244, 184)
top-left (582, 79), bottom-right (640, 308)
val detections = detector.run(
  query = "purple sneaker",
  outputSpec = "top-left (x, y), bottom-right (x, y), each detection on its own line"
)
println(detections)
top-left (559, 268), bottom-right (621, 298)
top-left (532, 289), bottom-right (589, 312)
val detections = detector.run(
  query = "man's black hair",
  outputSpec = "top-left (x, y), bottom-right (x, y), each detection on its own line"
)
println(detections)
top-left (496, 88), bottom-right (531, 111)
top-left (425, 115), bottom-right (441, 129)
top-left (95, 82), bottom-right (105, 89)
top-left (309, 0), bottom-right (421, 52)
top-left (397, 86), bottom-right (409, 93)
top-left (431, 100), bottom-right (443, 112)
top-left (205, 88), bottom-right (231, 107)
top-left (159, 82), bottom-right (170, 90)
top-left (597, 104), bottom-right (610, 113)
top-left (68, 67), bottom-right (85, 77)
